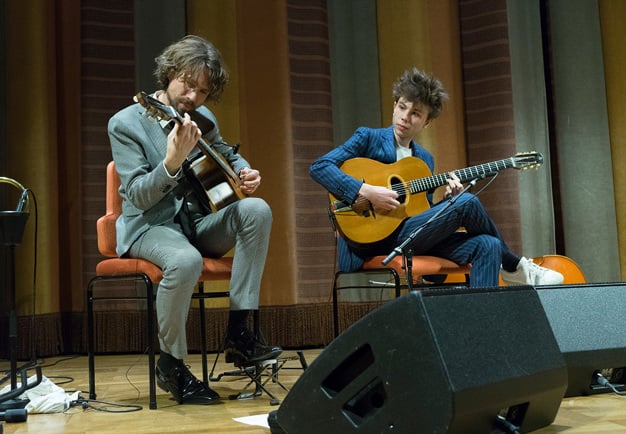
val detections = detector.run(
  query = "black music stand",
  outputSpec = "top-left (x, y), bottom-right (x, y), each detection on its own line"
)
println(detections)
top-left (0, 211), bottom-right (30, 404)
top-left (0, 178), bottom-right (41, 416)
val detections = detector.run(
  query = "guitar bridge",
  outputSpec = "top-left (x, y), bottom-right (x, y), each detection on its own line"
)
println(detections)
top-left (351, 200), bottom-right (375, 219)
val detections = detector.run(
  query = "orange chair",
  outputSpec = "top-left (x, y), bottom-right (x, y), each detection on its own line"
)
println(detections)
top-left (332, 253), bottom-right (471, 337)
top-left (87, 162), bottom-right (233, 409)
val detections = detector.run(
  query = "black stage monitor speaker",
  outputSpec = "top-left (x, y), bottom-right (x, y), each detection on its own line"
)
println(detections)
top-left (538, 282), bottom-right (626, 397)
top-left (277, 286), bottom-right (567, 434)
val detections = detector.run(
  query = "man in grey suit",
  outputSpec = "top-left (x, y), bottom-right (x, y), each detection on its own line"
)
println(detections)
top-left (108, 35), bottom-right (281, 405)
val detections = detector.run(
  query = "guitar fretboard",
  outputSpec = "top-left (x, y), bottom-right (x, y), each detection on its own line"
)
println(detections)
top-left (409, 158), bottom-right (513, 194)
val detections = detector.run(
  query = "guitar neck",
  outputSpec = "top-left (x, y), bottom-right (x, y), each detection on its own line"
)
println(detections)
top-left (409, 158), bottom-right (514, 194)
top-left (168, 112), bottom-right (234, 178)
top-left (134, 91), bottom-right (242, 188)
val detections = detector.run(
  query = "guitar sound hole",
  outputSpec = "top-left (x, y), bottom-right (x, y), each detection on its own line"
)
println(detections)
top-left (390, 177), bottom-right (406, 204)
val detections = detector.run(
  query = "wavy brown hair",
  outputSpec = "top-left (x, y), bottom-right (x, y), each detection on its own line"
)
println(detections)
top-left (154, 35), bottom-right (229, 102)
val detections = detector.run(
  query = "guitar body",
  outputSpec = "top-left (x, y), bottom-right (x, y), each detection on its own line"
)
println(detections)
top-left (187, 153), bottom-right (245, 212)
top-left (330, 157), bottom-right (432, 244)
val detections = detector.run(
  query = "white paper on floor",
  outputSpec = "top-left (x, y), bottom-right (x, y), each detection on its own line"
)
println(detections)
top-left (233, 414), bottom-right (270, 428)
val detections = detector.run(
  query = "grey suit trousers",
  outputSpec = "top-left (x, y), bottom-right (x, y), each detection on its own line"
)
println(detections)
top-left (129, 197), bottom-right (272, 359)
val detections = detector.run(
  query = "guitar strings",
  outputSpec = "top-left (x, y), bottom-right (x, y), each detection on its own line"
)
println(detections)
top-left (385, 172), bottom-right (499, 236)
top-left (349, 170), bottom-right (500, 213)
top-left (388, 158), bottom-right (513, 196)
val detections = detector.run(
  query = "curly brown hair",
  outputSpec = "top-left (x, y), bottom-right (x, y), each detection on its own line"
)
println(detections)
top-left (154, 35), bottom-right (229, 102)
top-left (392, 67), bottom-right (448, 119)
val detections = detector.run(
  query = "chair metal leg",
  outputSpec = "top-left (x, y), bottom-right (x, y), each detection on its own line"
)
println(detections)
top-left (146, 280), bottom-right (157, 410)
top-left (87, 273), bottom-right (157, 409)
top-left (87, 277), bottom-right (96, 401)
top-left (198, 282), bottom-right (209, 385)
top-left (332, 273), bottom-right (340, 338)
top-left (390, 268), bottom-right (402, 297)
top-left (296, 350), bottom-right (308, 370)
top-left (332, 268), bottom-right (403, 338)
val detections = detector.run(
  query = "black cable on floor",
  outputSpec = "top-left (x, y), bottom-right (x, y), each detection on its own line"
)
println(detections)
top-left (69, 396), bottom-right (143, 413)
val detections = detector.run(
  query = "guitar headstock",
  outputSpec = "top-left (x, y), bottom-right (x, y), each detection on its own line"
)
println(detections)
top-left (512, 151), bottom-right (544, 170)
top-left (134, 91), bottom-right (182, 123)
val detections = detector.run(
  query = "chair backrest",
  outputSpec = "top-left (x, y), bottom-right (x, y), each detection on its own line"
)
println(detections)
top-left (96, 161), bottom-right (122, 258)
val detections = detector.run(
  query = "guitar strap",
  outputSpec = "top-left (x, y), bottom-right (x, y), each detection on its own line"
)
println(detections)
top-left (158, 111), bottom-right (223, 220)
top-left (181, 156), bottom-right (213, 215)
top-left (175, 199), bottom-right (197, 241)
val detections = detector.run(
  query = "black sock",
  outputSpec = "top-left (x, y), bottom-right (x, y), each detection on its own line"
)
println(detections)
top-left (502, 253), bottom-right (521, 272)
top-left (227, 310), bottom-right (250, 337)
top-left (158, 351), bottom-right (182, 371)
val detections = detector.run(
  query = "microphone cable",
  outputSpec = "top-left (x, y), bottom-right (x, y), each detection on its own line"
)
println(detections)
top-left (26, 189), bottom-right (39, 365)
top-left (594, 371), bottom-right (626, 396)
top-left (493, 414), bottom-right (521, 434)
top-left (69, 396), bottom-right (142, 413)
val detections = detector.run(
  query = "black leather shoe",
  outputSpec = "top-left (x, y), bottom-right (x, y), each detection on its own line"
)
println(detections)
top-left (224, 329), bottom-right (283, 366)
top-left (156, 361), bottom-right (220, 405)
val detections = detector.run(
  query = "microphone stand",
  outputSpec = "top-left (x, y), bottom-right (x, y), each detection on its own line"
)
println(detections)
top-left (381, 177), bottom-right (481, 292)
top-left (0, 179), bottom-right (42, 418)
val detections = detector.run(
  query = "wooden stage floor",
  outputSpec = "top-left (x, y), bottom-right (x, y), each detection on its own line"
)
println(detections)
top-left (2, 350), bottom-right (626, 433)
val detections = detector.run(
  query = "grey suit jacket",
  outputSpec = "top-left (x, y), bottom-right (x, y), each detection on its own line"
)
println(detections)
top-left (108, 100), bottom-right (250, 256)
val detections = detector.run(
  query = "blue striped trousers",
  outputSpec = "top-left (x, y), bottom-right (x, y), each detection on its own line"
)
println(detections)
top-left (395, 193), bottom-right (517, 287)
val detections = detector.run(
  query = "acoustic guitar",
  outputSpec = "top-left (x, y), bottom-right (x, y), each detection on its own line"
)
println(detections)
top-left (134, 91), bottom-right (245, 212)
top-left (329, 152), bottom-right (543, 244)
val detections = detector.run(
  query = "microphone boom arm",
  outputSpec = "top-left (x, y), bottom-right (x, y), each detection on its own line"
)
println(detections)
top-left (381, 177), bottom-right (480, 267)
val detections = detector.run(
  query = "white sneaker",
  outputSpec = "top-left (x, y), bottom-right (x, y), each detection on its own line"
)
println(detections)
top-left (501, 257), bottom-right (564, 286)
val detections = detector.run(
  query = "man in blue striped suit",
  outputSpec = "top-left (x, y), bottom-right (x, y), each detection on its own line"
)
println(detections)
top-left (310, 67), bottom-right (563, 288)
